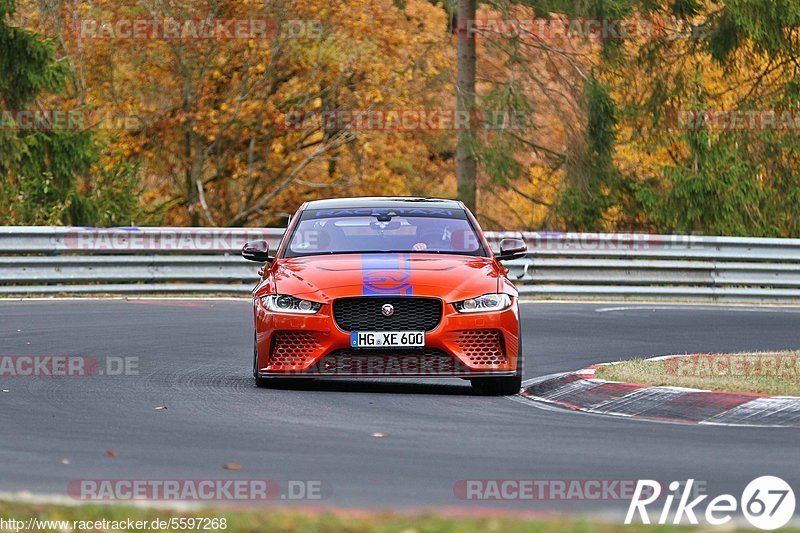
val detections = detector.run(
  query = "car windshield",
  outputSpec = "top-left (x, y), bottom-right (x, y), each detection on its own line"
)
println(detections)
top-left (283, 208), bottom-right (486, 257)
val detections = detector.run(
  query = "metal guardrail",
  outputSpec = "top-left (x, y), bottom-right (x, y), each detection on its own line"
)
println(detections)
top-left (1, 227), bottom-right (799, 302)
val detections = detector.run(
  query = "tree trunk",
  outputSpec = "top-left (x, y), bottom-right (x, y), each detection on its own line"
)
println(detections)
top-left (456, 0), bottom-right (477, 212)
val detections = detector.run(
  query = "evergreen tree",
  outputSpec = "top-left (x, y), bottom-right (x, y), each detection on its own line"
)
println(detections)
top-left (0, 0), bottom-right (144, 225)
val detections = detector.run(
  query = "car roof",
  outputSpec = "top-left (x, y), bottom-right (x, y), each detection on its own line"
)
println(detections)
top-left (302, 197), bottom-right (463, 210)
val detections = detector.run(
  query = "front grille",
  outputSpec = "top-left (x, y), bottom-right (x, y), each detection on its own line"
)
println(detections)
top-left (315, 349), bottom-right (466, 375)
top-left (333, 297), bottom-right (442, 332)
top-left (455, 329), bottom-right (507, 366)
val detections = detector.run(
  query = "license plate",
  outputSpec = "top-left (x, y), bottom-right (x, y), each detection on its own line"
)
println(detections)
top-left (350, 331), bottom-right (425, 348)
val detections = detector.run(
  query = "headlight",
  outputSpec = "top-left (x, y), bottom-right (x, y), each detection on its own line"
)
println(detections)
top-left (261, 295), bottom-right (322, 314)
top-left (453, 293), bottom-right (512, 313)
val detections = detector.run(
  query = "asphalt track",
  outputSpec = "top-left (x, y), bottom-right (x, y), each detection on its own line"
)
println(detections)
top-left (1, 300), bottom-right (799, 515)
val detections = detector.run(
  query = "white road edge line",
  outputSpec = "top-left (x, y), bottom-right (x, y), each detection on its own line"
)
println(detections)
top-left (0, 491), bottom-right (205, 510)
top-left (595, 305), bottom-right (800, 313)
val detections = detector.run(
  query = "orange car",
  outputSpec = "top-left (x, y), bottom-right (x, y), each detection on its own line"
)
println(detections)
top-left (242, 197), bottom-right (527, 395)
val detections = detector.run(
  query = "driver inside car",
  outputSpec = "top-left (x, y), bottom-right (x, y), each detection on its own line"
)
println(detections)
top-left (412, 226), bottom-right (453, 252)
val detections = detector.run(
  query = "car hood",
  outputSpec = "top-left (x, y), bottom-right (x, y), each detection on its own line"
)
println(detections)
top-left (265, 253), bottom-right (502, 302)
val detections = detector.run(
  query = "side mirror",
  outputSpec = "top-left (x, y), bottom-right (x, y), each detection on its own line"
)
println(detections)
top-left (495, 238), bottom-right (527, 261)
top-left (242, 240), bottom-right (273, 262)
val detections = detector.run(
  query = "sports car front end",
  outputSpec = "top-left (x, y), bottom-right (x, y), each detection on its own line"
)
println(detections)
top-left (243, 198), bottom-right (526, 395)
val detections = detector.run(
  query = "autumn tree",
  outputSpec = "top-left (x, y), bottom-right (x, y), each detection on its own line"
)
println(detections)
top-left (12, 0), bottom-right (800, 235)
top-left (21, 0), bottom-right (453, 227)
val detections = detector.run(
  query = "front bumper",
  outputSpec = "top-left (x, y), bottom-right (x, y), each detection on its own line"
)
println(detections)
top-left (253, 298), bottom-right (520, 378)
top-left (257, 370), bottom-right (518, 379)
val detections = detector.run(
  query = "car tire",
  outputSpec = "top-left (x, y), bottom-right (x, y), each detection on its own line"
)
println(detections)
top-left (470, 372), bottom-right (522, 395)
top-left (253, 339), bottom-right (270, 388)
top-left (470, 341), bottom-right (523, 396)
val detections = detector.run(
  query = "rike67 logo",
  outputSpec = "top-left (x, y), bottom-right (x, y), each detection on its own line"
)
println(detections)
top-left (626, 476), bottom-right (796, 530)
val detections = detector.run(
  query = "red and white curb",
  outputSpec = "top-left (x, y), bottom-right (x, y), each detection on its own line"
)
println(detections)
top-left (520, 355), bottom-right (800, 428)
